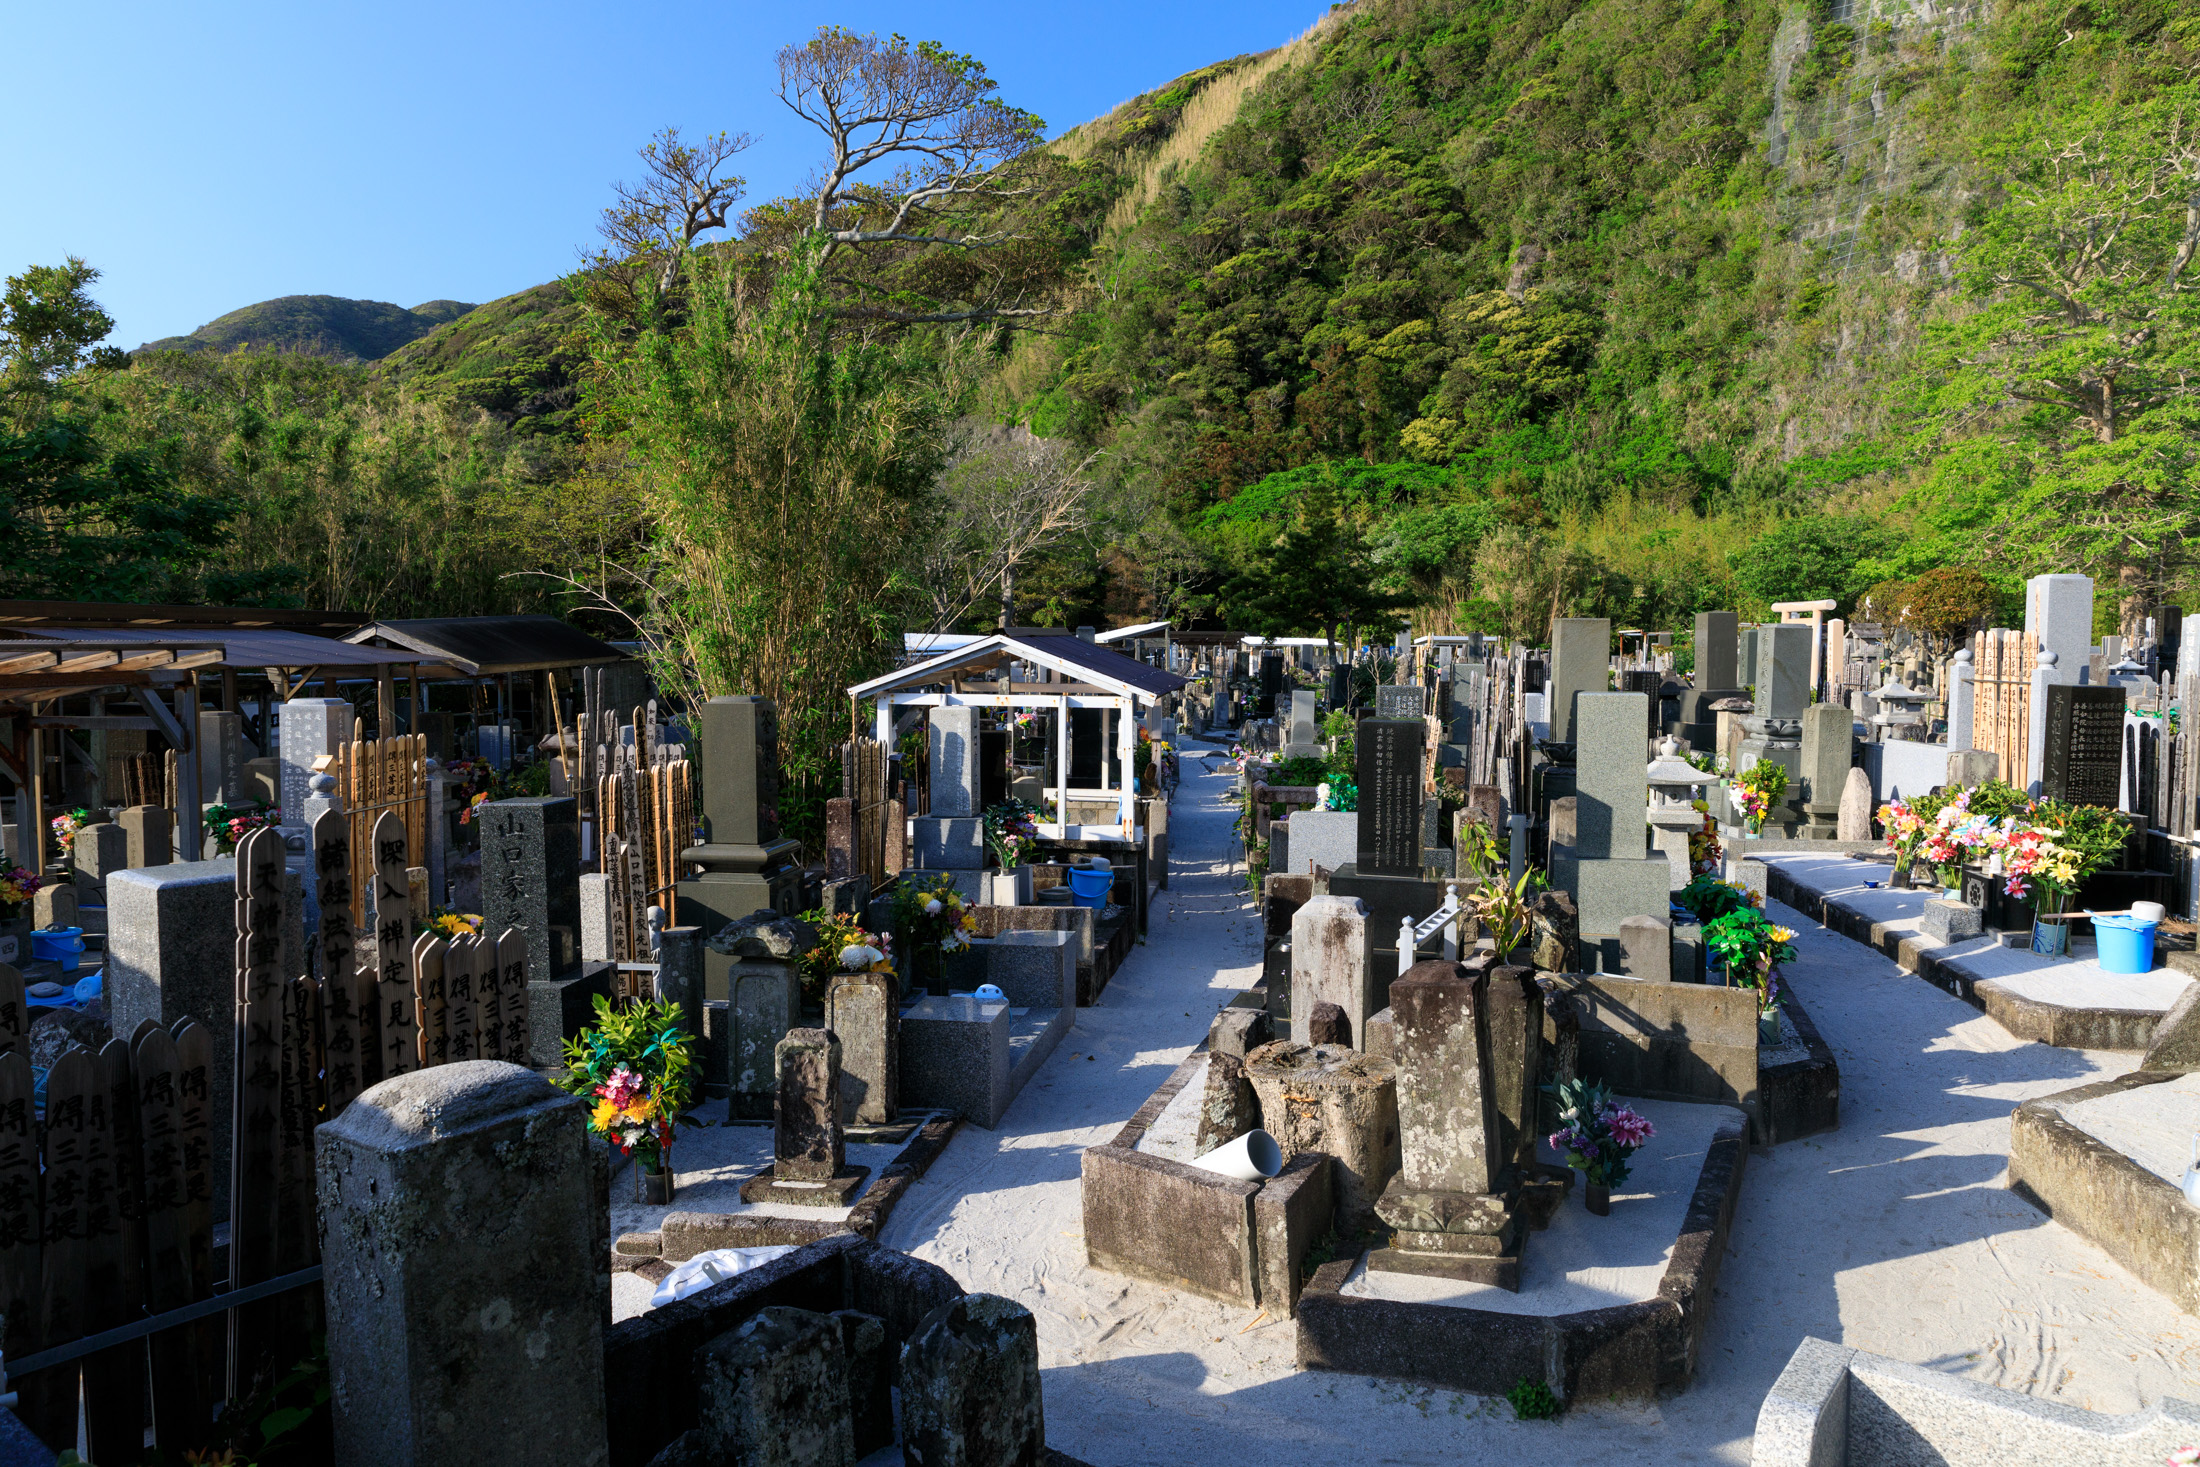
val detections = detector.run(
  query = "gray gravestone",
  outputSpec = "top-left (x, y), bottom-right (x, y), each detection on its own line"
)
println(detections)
top-left (1548, 618), bottom-right (1611, 745)
top-left (317, 1062), bottom-right (608, 1467)
top-left (695, 1307), bottom-right (854, 1465)
top-left (1355, 719), bottom-right (1424, 876)
top-left (197, 709), bottom-right (246, 805)
top-left (1573, 694), bottom-right (1650, 862)
top-left (1696, 610), bottom-right (1739, 691)
top-left (1284, 691), bottom-right (1321, 754)
top-left (119, 805), bottom-right (172, 868)
top-left (928, 706), bottom-right (981, 817)
top-left (1756, 624), bottom-right (1811, 720)
top-left (2025, 574), bottom-right (2094, 687)
top-left (2040, 685), bottom-right (2126, 807)
top-left (678, 697), bottom-right (804, 1001)
top-left (478, 796), bottom-right (609, 1064)
top-left (898, 1296), bottom-right (1045, 1467)
top-left (73, 822), bottom-right (128, 887)
top-left (1799, 702), bottom-right (1852, 836)
top-left (278, 698), bottom-right (350, 826)
top-left (825, 970), bottom-right (897, 1125)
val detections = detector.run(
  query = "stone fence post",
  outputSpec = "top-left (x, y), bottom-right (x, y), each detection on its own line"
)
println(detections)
top-left (317, 1060), bottom-right (610, 1467)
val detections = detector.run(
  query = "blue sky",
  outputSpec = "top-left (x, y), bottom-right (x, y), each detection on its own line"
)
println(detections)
top-left (3, 1), bottom-right (1318, 348)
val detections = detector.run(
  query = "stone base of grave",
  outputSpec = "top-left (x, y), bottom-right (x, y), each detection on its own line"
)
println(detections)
top-left (1080, 1048), bottom-right (1336, 1315)
top-left (842, 1116), bottom-right (926, 1146)
top-left (738, 1163), bottom-right (872, 1207)
top-left (1326, 865), bottom-right (1445, 983)
top-left (1295, 1104), bottom-right (1748, 1401)
top-left (2008, 1070), bottom-right (2200, 1314)
top-left (1367, 1165), bottom-right (1574, 1289)
top-left (529, 960), bottom-right (616, 1067)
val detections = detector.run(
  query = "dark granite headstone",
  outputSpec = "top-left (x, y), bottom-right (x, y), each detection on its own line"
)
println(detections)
top-left (478, 796), bottom-right (582, 985)
top-left (1356, 718), bottom-right (1425, 876)
top-left (1620, 670), bottom-right (1661, 733)
top-left (2040, 684), bottom-right (2126, 807)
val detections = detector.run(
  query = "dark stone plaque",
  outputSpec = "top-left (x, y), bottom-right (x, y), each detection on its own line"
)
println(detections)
top-left (1356, 718), bottom-right (1426, 876)
top-left (2040, 684), bottom-right (2126, 807)
top-left (1620, 670), bottom-right (1662, 733)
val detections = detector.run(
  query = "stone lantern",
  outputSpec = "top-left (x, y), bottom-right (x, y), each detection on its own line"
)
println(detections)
top-left (1646, 737), bottom-right (1709, 890)
top-left (1870, 675), bottom-right (1928, 741)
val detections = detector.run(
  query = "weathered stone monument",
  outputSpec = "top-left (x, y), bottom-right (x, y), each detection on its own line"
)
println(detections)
top-left (899, 1295), bottom-right (1047, 1467)
top-left (676, 697), bottom-right (804, 1003)
top-left (1282, 690), bottom-right (1322, 758)
top-left (1369, 959), bottom-right (1561, 1288)
top-left (708, 910), bottom-right (815, 1121)
top-left (1290, 896), bottom-right (1371, 1045)
top-left (825, 969), bottom-right (897, 1126)
top-left (118, 805), bottom-right (172, 868)
top-left (1798, 701), bottom-right (1853, 838)
top-left (914, 705), bottom-right (984, 878)
top-left (741, 1027), bottom-right (870, 1205)
top-left (316, 1062), bottom-right (609, 1467)
top-left (477, 795), bottom-right (611, 1066)
top-left (1546, 617), bottom-right (1611, 747)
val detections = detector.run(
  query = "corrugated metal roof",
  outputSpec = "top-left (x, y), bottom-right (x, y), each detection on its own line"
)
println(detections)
top-left (0, 625), bottom-right (398, 669)
top-left (343, 616), bottom-right (629, 675)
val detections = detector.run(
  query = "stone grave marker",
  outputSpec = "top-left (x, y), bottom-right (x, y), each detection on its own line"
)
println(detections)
top-left (2025, 573), bottom-right (2093, 687)
top-left (1374, 684), bottom-right (1426, 721)
top-left (825, 970), bottom-right (897, 1126)
top-left (1547, 618), bottom-right (1611, 745)
top-left (1355, 719), bottom-right (1425, 876)
top-left (2040, 684), bottom-right (2126, 807)
top-left (479, 795), bottom-right (606, 1064)
top-left (1564, 693), bottom-right (1672, 972)
top-left (120, 805), bottom-right (172, 868)
top-left (740, 1027), bottom-right (870, 1205)
top-left (278, 697), bottom-right (350, 829)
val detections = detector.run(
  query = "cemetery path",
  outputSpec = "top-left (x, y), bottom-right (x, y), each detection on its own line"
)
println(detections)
top-left (881, 756), bottom-right (2200, 1464)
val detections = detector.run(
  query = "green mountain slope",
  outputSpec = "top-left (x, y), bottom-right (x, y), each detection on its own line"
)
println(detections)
top-left (1007, 0), bottom-right (2199, 634)
top-left (377, 281), bottom-right (582, 433)
top-left (136, 294), bottom-right (479, 361)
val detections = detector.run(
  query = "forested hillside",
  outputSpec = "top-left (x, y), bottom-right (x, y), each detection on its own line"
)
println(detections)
top-left (1000, 0), bottom-right (2199, 639)
top-left (137, 294), bottom-right (476, 360)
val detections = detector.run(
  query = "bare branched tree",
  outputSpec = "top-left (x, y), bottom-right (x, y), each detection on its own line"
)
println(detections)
top-left (775, 28), bottom-right (1053, 322)
top-left (592, 126), bottom-right (756, 294)
top-left (917, 425), bottom-right (1099, 633)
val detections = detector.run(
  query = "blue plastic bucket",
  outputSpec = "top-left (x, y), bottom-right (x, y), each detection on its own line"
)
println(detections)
top-left (1066, 864), bottom-right (1114, 910)
top-left (2091, 913), bottom-right (2158, 974)
top-left (31, 927), bottom-right (84, 975)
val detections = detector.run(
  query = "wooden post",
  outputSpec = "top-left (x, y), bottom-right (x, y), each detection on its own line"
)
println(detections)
top-left (414, 933), bottom-right (449, 1068)
top-left (229, 825), bottom-right (287, 1395)
top-left (497, 928), bottom-right (531, 1064)
top-left (374, 812), bottom-right (419, 1080)
top-left (477, 927), bottom-right (505, 1062)
top-left (24, 1049), bottom-right (94, 1448)
top-left (84, 1036), bottom-right (147, 1465)
top-left (0, 1049), bottom-right (38, 1441)
top-left (446, 932), bottom-right (479, 1062)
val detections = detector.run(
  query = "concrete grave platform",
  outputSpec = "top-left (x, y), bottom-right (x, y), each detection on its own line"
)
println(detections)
top-left (1751, 1334), bottom-right (2200, 1466)
top-left (1080, 1047), bottom-right (1335, 1316)
top-left (898, 992), bottom-right (1070, 1129)
top-left (607, 1111), bottom-right (959, 1296)
top-left (1295, 1099), bottom-right (1747, 1401)
top-left (1543, 972), bottom-right (1839, 1146)
top-left (1763, 852), bottom-right (2192, 1051)
top-left (2008, 1069), bottom-right (2200, 1314)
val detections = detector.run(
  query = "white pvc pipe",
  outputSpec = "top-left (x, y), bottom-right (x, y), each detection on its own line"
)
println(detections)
top-left (1189, 1128), bottom-right (1283, 1181)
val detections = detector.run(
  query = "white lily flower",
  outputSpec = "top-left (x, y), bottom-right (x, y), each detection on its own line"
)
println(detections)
top-left (924, 898), bottom-right (943, 916)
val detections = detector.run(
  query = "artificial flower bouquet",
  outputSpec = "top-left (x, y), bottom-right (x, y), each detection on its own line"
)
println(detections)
top-left (794, 907), bottom-right (895, 1005)
top-left (1733, 759), bottom-right (1788, 835)
top-left (1993, 797), bottom-right (2128, 918)
top-left (558, 995), bottom-right (701, 1176)
top-left (1315, 777), bottom-right (1359, 813)
top-left (49, 808), bottom-right (93, 860)
top-left (982, 799), bottom-right (1042, 869)
top-left (1688, 798), bottom-right (1723, 875)
top-left (1546, 1076), bottom-right (1657, 1193)
top-left (0, 866), bottom-right (40, 916)
top-left (425, 909), bottom-right (483, 941)
top-left (1702, 905), bottom-right (1799, 1014)
top-left (204, 802), bottom-right (278, 856)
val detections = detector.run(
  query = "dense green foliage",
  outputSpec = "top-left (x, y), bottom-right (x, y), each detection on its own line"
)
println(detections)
top-left (1002, 0), bottom-right (2200, 638)
top-left (137, 293), bottom-right (475, 361)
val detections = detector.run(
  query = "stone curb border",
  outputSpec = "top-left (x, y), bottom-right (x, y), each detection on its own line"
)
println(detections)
top-left (611, 1113), bottom-right (964, 1279)
top-left (1761, 987), bottom-right (1842, 1146)
top-left (1293, 1107), bottom-right (1749, 1400)
top-left (2008, 1070), bottom-right (2200, 1314)
top-left (1764, 861), bottom-right (2165, 1051)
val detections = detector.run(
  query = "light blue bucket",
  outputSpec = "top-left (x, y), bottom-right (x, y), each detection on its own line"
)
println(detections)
top-left (2089, 913), bottom-right (2159, 974)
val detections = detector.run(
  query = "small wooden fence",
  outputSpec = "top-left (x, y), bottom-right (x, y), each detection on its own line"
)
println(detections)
top-left (329, 726), bottom-right (427, 930)
top-left (1969, 629), bottom-right (2040, 793)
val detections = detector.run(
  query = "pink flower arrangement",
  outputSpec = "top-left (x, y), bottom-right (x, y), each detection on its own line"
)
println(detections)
top-left (1547, 1076), bottom-right (1657, 1189)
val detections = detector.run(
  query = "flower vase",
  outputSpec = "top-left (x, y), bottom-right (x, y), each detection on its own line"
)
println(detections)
top-left (636, 1151), bottom-right (675, 1205)
top-left (911, 946), bottom-right (943, 997)
top-left (1758, 1009), bottom-right (1783, 1045)
top-left (2031, 913), bottom-right (2070, 958)
top-left (1585, 1182), bottom-right (1611, 1217)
